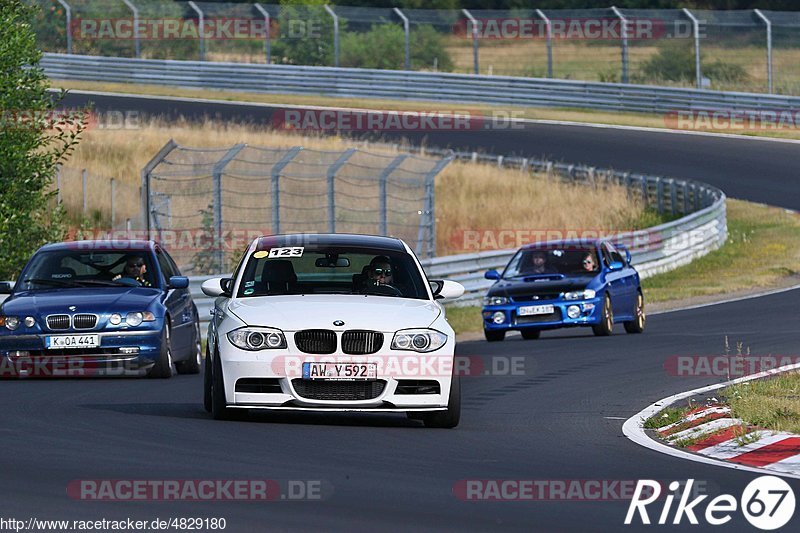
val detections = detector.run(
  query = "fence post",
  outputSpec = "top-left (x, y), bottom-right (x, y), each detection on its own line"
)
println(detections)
top-left (271, 147), bottom-right (303, 235)
top-left (378, 154), bottom-right (408, 236)
top-left (754, 9), bottom-right (773, 94)
top-left (326, 149), bottom-right (356, 233)
top-left (254, 3), bottom-right (272, 64)
top-left (417, 155), bottom-right (453, 258)
top-left (393, 8), bottom-right (410, 70)
top-left (462, 9), bottom-right (479, 75)
top-left (535, 9), bottom-right (553, 78)
top-left (324, 5), bottom-right (339, 68)
top-left (55, 0), bottom-right (72, 54)
top-left (122, 0), bottom-right (140, 58)
top-left (611, 7), bottom-right (629, 84)
top-left (110, 178), bottom-right (116, 226)
top-left (141, 139), bottom-right (179, 236)
top-left (210, 144), bottom-right (246, 273)
top-left (188, 1), bottom-right (205, 61)
top-left (82, 169), bottom-right (88, 215)
top-left (682, 8), bottom-right (702, 89)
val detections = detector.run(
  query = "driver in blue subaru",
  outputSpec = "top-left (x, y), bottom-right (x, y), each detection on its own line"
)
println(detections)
top-left (114, 255), bottom-right (152, 287)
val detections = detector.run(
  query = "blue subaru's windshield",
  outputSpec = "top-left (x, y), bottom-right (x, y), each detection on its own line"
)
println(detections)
top-left (504, 246), bottom-right (600, 278)
top-left (17, 250), bottom-right (157, 291)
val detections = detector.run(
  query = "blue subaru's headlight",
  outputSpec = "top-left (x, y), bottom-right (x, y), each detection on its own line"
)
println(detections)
top-left (564, 289), bottom-right (596, 300)
top-left (483, 296), bottom-right (509, 306)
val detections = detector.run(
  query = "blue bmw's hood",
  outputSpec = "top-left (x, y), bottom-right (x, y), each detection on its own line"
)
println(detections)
top-left (1, 288), bottom-right (161, 316)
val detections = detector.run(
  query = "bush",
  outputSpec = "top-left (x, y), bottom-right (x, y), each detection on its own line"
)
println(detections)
top-left (639, 40), bottom-right (749, 85)
top-left (340, 23), bottom-right (452, 72)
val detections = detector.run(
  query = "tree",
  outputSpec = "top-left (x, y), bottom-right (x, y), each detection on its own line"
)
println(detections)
top-left (0, 0), bottom-right (85, 279)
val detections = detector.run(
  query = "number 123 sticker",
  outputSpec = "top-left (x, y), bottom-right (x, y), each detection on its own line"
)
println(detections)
top-left (268, 247), bottom-right (304, 258)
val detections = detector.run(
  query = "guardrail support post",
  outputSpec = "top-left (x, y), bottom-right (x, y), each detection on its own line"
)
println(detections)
top-left (611, 7), bottom-right (629, 84)
top-left (462, 9), bottom-right (479, 75)
top-left (212, 144), bottom-right (247, 273)
top-left (393, 8), bottom-right (410, 70)
top-left (326, 149), bottom-right (356, 233)
top-left (254, 3), bottom-right (272, 64)
top-left (324, 5), bottom-right (339, 68)
top-left (56, 0), bottom-right (72, 54)
top-left (122, 0), bottom-right (140, 58)
top-left (535, 9), bottom-right (553, 78)
top-left (188, 1), bottom-right (205, 61)
top-left (379, 154), bottom-right (408, 236)
top-left (271, 147), bottom-right (303, 235)
top-left (754, 9), bottom-right (773, 94)
top-left (683, 8), bottom-right (702, 89)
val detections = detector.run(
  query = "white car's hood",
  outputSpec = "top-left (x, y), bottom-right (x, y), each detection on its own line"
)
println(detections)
top-left (227, 294), bottom-right (441, 332)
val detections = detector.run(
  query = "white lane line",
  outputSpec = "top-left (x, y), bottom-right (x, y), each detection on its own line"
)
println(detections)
top-left (622, 360), bottom-right (800, 480)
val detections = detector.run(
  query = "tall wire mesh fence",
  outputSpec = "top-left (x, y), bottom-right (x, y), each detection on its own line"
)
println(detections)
top-left (30, 1), bottom-right (800, 95)
top-left (143, 142), bottom-right (450, 275)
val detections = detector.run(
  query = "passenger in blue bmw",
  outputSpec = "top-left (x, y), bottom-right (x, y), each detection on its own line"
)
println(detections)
top-left (0, 241), bottom-right (201, 378)
top-left (482, 239), bottom-right (646, 342)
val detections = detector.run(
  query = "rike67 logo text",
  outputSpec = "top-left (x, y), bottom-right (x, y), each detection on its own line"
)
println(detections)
top-left (625, 477), bottom-right (795, 530)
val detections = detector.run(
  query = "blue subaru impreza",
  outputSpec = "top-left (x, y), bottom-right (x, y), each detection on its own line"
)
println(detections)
top-left (0, 240), bottom-right (201, 377)
top-left (481, 239), bottom-right (645, 341)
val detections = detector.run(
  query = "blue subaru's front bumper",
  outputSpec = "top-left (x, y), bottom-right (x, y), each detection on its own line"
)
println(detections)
top-left (482, 297), bottom-right (602, 333)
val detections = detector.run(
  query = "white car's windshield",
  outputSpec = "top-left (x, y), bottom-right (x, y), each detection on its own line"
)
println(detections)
top-left (237, 246), bottom-right (428, 299)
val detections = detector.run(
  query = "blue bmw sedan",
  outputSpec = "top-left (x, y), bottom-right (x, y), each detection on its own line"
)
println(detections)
top-left (0, 240), bottom-right (201, 378)
top-left (481, 239), bottom-right (645, 341)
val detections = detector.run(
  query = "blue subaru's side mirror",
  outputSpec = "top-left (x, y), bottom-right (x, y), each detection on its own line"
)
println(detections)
top-left (608, 261), bottom-right (624, 272)
top-left (169, 276), bottom-right (190, 289)
top-left (484, 270), bottom-right (501, 280)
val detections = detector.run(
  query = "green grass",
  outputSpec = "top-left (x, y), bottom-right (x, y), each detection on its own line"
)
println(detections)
top-left (643, 405), bottom-right (693, 430)
top-left (723, 372), bottom-right (800, 434)
top-left (446, 199), bottom-right (800, 335)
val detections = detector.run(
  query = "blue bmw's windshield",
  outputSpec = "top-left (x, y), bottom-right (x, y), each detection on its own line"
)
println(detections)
top-left (17, 250), bottom-right (157, 291)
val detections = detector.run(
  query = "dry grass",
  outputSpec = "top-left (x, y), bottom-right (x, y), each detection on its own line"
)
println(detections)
top-left (61, 119), bottom-right (648, 257)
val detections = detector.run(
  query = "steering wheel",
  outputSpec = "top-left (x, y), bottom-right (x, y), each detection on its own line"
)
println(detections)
top-left (364, 283), bottom-right (403, 297)
top-left (114, 276), bottom-right (142, 288)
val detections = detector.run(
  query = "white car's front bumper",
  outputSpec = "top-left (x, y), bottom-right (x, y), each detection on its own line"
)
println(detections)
top-left (218, 334), bottom-right (455, 411)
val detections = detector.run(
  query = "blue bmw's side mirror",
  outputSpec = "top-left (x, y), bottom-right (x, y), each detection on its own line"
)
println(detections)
top-left (169, 276), bottom-right (190, 289)
top-left (0, 282), bottom-right (12, 294)
top-left (485, 270), bottom-right (501, 280)
top-left (608, 261), bottom-right (624, 272)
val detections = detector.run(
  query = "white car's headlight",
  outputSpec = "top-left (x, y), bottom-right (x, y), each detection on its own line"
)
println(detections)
top-left (391, 329), bottom-right (447, 353)
top-left (227, 327), bottom-right (287, 351)
top-left (564, 289), bottom-right (596, 300)
top-left (483, 296), bottom-right (508, 306)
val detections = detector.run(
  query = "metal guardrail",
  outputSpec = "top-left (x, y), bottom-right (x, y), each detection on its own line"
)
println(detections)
top-left (41, 53), bottom-right (800, 114)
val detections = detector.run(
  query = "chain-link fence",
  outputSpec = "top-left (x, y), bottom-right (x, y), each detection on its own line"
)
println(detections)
top-left (54, 166), bottom-right (142, 229)
top-left (30, 1), bottom-right (800, 95)
top-left (142, 141), bottom-right (451, 275)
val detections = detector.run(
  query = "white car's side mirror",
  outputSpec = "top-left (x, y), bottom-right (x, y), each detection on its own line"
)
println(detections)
top-left (431, 279), bottom-right (465, 301)
top-left (201, 277), bottom-right (229, 297)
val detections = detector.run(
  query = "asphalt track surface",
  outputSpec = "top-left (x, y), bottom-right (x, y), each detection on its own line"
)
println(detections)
top-left (3, 92), bottom-right (798, 531)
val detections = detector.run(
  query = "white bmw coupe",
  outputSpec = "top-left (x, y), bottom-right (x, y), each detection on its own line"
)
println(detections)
top-left (201, 234), bottom-right (465, 428)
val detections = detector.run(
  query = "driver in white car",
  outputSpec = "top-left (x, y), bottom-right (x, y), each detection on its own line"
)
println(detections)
top-left (367, 256), bottom-right (393, 287)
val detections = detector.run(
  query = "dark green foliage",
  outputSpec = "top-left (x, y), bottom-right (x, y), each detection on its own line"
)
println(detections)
top-left (0, 0), bottom-right (82, 278)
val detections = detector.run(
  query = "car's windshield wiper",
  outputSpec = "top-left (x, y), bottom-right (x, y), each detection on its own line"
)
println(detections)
top-left (23, 278), bottom-right (82, 288)
top-left (74, 279), bottom-right (130, 287)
